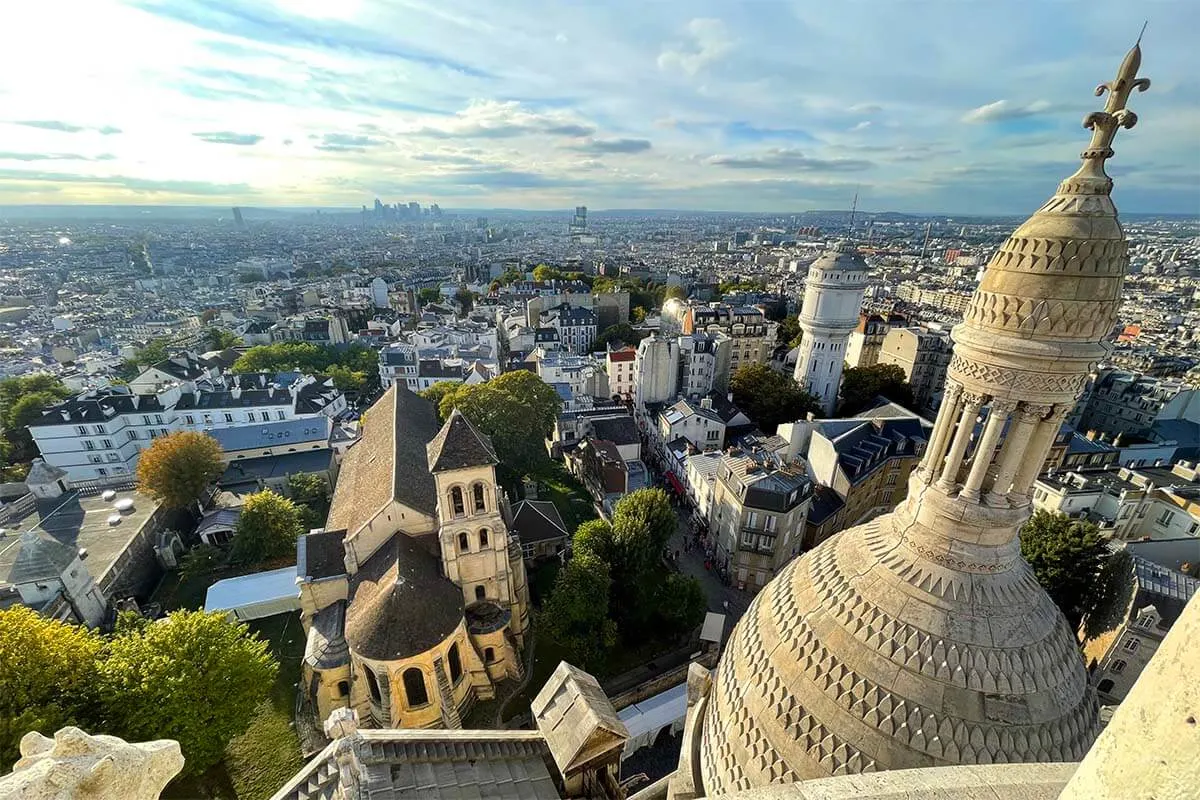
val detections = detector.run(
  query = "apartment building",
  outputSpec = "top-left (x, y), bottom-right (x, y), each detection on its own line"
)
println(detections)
top-left (878, 326), bottom-right (953, 411)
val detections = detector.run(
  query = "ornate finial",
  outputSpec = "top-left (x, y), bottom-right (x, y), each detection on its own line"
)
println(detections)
top-left (1071, 33), bottom-right (1151, 186)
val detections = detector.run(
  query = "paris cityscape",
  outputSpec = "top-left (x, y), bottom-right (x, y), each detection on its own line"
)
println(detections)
top-left (0, 2), bottom-right (1197, 800)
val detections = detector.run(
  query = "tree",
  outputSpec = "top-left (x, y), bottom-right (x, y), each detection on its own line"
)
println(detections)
top-left (572, 518), bottom-right (615, 562)
top-left (203, 327), bottom-right (241, 351)
top-left (231, 490), bottom-right (304, 564)
top-left (730, 363), bottom-right (822, 434)
top-left (97, 610), bottom-right (277, 776)
top-left (135, 337), bottom-right (172, 366)
top-left (1020, 510), bottom-right (1115, 631)
top-left (664, 285), bottom-right (688, 302)
top-left (136, 431), bottom-right (225, 509)
top-left (437, 371), bottom-right (562, 478)
top-left (532, 264), bottom-right (562, 282)
top-left (288, 472), bottom-right (330, 528)
top-left (653, 573), bottom-right (707, 637)
top-left (418, 286), bottom-right (442, 305)
top-left (777, 314), bottom-right (803, 348)
top-left (0, 607), bottom-right (101, 765)
top-left (454, 288), bottom-right (476, 314)
top-left (540, 551), bottom-right (617, 670)
top-left (326, 364), bottom-right (368, 394)
top-left (418, 381), bottom-right (463, 419)
top-left (0, 374), bottom-right (72, 463)
top-left (838, 363), bottom-right (915, 416)
top-left (591, 323), bottom-right (646, 352)
top-left (199, 309), bottom-right (219, 324)
top-left (179, 543), bottom-right (226, 582)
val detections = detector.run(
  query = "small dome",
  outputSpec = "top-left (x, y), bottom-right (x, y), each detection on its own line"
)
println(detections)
top-left (810, 241), bottom-right (868, 273)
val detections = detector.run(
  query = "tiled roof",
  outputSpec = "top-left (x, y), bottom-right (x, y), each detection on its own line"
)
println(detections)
top-left (511, 500), bottom-right (569, 543)
top-left (344, 533), bottom-right (464, 661)
top-left (297, 529), bottom-right (347, 581)
top-left (427, 409), bottom-right (499, 472)
top-left (6, 530), bottom-right (77, 585)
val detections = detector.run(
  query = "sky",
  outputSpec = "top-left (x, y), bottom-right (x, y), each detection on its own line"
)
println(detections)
top-left (1, 0), bottom-right (1197, 214)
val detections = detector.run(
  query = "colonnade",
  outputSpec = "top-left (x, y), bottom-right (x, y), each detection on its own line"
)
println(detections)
top-left (917, 381), bottom-right (1071, 506)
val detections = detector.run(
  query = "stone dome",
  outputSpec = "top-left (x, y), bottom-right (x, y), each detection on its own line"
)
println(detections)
top-left (696, 42), bottom-right (1150, 795)
top-left (809, 241), bottom-right (868, 273)
top-left (697, 490), bottom-right (1098, 793)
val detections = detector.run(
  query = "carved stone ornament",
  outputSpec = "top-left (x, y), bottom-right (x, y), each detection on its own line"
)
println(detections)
top-left (0, 728), bottom-right (184, 800)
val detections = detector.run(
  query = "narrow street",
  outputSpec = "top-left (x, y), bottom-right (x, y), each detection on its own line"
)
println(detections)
top-left (665, 506), bottom-right (753, 646)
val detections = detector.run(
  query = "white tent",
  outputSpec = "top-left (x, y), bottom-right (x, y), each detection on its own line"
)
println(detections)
top-left (205, 566), bottom-right (300, 621)
top-left (618, 681), bottom-right (688, 759)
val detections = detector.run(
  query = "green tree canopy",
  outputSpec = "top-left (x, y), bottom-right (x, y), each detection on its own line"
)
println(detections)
top-left (97, 610), bottom-right (277, 776)
top-left (0, 607), bottom-right (101, 765)
top-left (418, 381), bottom-right (462, 412)
top-left (287, 472), bottom-right (330, 528)
top-left (664, 285), bottom-right (688, 302)
top-left (590, 323), bottom-right (646, 352)
top-left (730, 363), bottom-right (822, 434)
top-left (135, 431), bottom-right (225, 509)
top-left (231, 342), bottom-right (379, 391)
top-left (1020, 510), bottom-right (1116, 631)
top-left (135, 337), bottom-right (173, 366)
top-left (838, 363), bottom-right (915, 416)
top-left (231, 489), bottom-right (305, 564)
top-left (204, 327), bottom-right (242, 351)
top-left (0, 374), bottom-right (72, 463)
top-left (532, 264), bottom-right (563, 282)
top-left (436, 371), bottom-right (562, 478)
top-left (454, 288), bottom-right (476, 314)
top-left (652, 573), bottom-right (707, 634)
top-left (540, 551), bottom-right (617, 670)
top-left (199, 308), bottom-right (219, 324)
top-left (418, 286), bottom-right (442, 305)
top-left (777, 314), bottom-right (803, 348)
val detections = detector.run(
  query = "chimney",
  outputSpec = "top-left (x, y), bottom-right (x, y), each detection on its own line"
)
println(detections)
top-left (701, 397), bottom-right (713, 410)
top-left (1086, 430), bottom-right (1098, 441)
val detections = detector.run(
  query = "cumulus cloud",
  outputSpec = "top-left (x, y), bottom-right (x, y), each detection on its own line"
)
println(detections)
top-left (0, 152), bottom-right (115, 162)
top-left (658, 18), bottom-right (734, 75)
top-left (406, 100), bottom-right (595, 140)
top-left (193, 131), bottom-right (264, 145)
top-left (850, 121), bottom-right (872, 132)
top-left (15, 120), bottom-right (121, 135)
top-left (707, 148), bottom-right (872, 171)
top-left (314, 133), bottom-right (390, 152)
top-left (573, 138), bottom-right (652, 154)
top-left (961, 99), bottom-right (1053, 124)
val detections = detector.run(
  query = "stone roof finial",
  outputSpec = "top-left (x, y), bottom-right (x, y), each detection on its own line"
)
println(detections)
top-left (1067, 27), bottom-right (1151, 190)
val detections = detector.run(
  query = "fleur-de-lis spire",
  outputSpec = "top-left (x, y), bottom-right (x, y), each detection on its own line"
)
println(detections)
top-left (1067, 28), bottom-right (1151, 191)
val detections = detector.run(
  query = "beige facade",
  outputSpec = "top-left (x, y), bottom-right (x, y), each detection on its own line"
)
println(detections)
top-left (878, 326), bottom-right (952, 411)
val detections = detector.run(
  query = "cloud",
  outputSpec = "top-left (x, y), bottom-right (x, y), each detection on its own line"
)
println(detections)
top-left (193, 131), bottom-right (263, 145)
top-left (573, 138), bottom-right (652, 154)
top-left (314, 133), bottom-right (390, 152)
top-left (133, 1), bottom-right (495, 78)
top-left (407, 100), bottom-right (595, 140)
top-left (14, 120), bottom-right (121, 135)
top-left (0, 168), bottom-right (251, 196)
top-left (961, 99), bottom-right (1054, 124)
top-left (850, 121), bottom-right (872, 132)
top-left (658, 18), bottom-right (734, 75)
top-left (848, 103), bottom-right (882, 114)
top-left (707, 148), bottom-right (873, 171)
top-left (0, 152), bottom-right (116, 162)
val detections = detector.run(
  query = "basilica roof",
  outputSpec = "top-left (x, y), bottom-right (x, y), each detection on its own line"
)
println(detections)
top-left (344, 533), bottom-right (464, 662)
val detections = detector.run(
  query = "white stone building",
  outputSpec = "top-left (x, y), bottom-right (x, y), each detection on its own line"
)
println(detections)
top-left (793, 242), bottom-right (870, 414)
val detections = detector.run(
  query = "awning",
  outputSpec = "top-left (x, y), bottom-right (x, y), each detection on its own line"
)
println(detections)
top-left (666, 471), bottom-right (684, 495)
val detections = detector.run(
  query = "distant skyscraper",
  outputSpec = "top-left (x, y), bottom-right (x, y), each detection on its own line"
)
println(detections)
top-left (231, 207), bottom-right (245, 228)
top-left (570, 206), bottom-right (587, 237)
top-left (792, 242), bottom-right (869, 414)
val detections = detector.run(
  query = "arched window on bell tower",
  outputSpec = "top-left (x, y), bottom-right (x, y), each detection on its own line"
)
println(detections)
top-left (472, 482), bottom-right (486, 513)
top-left (450, 486), bottom-right (465, 517)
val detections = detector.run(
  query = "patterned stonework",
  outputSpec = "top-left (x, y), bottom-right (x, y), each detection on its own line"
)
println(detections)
top-left (694, 41), bottom-right (1146, 796)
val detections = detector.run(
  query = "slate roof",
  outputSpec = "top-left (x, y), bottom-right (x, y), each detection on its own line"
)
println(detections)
top-left (196, 508), bottom-right (241, 536)
top-left (427, 408), bottom-right (499, 472)
top-left (274, 731), bottom-right (558, 800)
top-left (304, 600), bottom-right (350, 670)
top-left (344, 533), bottom-right (465, 661)
top-left (511, 500), bottom-right (569, 544)
top-left (208, 417), bottom-right (330, 453)
top-left (325, 385), bottom-right (439, 535)
top-left (589, 414), bottom-right (639, 446)
top-left (297, 529), bottom-right (347, 581)
top-left (532, 662), bottom-right (628, 775)
top-left (6, 529), bottom-right (78, 585)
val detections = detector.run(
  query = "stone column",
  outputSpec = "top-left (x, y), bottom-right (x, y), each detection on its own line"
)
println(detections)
top-left (1009, 403), bottom-right (1072, 504)
top-left (919, 382), bottom-right (963, 483)
top-left (936, 392), bottom-right (986, 492)
top-left (959, 399), bottom-right (1015, 503)
top-left (985, 403), bottom-right (1051, 506)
